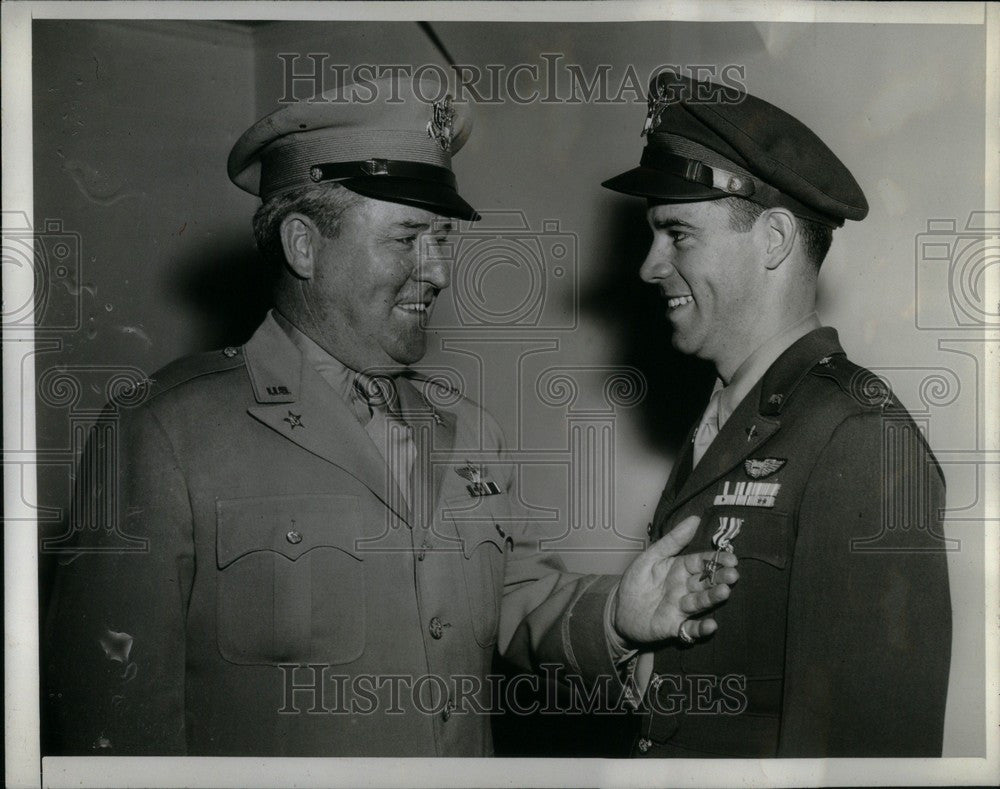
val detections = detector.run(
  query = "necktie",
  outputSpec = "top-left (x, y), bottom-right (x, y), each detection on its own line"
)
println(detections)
top-left (692, 386), bottom-right (723, 468)
top-left (353, 374), bottom-right (417, 508)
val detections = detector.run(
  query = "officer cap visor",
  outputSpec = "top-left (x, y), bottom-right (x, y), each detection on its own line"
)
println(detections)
top-left (601, 166), bottom-right (729, 203)
top-left (340, 176), bottom-right (480, 221)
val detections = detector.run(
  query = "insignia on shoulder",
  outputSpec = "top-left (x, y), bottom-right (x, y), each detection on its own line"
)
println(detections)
top-left (849, 369), bottom-right (893, 408)
top-left (744, 458), bottom-right (786, 479)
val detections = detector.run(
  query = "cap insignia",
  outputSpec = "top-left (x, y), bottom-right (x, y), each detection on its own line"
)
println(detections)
top-left (427, 95), bottom-right (456, 152)
top-left (642, 81), bottom-right (674, 137)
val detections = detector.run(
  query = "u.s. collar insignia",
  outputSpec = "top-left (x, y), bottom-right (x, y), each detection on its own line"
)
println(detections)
top-left (455, 461), bottom-right (501, 497)
top-left (427, 95), bottom-right (456, 151)
top-left (744, 458), bottom-right (786, 479)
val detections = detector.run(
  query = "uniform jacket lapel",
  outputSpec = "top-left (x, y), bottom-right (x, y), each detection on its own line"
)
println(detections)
top-left (242, 313), bottom-right (411, 527)
top-left (665, 327), bottom-right (846, 516)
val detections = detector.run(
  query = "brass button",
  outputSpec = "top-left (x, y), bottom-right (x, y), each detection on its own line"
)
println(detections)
top-left (223, 346), bottom-right (238, 358)
top-left (429, 617), bottom-right (445, 639)
top-left (441, 699), bottom-right (456, 721)
top-left (309, 166), bottom-right (323, 182)
top-left (286, 530), bottom-right (302, 545)
top-left (417, 542), bottom-right (429, 561)
top-left (637, 737), bottom-right (652, 753)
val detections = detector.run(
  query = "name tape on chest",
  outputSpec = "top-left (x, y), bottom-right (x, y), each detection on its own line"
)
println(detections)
top-left (713, 480), bottom-right (781, 508)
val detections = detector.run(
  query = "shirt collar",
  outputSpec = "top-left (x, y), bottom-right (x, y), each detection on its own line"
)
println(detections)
top-left (272, 309), bottom-right (359, 407)
top-left (716, 311), bottom-right (822, 428)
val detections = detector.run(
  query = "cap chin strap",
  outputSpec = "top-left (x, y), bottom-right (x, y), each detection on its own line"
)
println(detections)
top-left (641, 147), bottom-right (756, 198)
top-left (639, 146), bottom-right (843, 228)
top-left (307, 159), bottom-right (457, 189)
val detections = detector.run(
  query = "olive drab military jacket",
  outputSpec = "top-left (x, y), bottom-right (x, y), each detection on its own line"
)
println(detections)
top-left (45, 312), bottom-right (623, 756)
top-left (636, 328), bottom-right (952, 758)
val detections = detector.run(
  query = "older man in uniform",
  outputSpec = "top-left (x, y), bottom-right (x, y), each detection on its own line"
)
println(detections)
top-left (44, 77), bottom-right (736, 757)
top-left (601, 74), bottom-right (952, 757)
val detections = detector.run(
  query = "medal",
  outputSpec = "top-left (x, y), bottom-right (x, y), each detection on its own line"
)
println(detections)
top-left (700, 516), bottom-right (743, 585)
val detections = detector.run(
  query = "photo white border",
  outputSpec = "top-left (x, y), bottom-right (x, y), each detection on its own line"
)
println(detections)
top-left (4, 2), bottom-right (997, 787)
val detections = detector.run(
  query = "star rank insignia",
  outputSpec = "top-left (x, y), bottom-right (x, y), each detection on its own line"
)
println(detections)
top-left (427, 95), bottom-right (456, 151)
top-left (283, 411), bottom-right (304, 430)
top-left (744, 457), bottom-right (786, 479)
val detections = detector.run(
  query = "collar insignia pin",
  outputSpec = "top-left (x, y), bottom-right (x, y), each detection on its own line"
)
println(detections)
top-left (284, 411), bottom-right (304, 430)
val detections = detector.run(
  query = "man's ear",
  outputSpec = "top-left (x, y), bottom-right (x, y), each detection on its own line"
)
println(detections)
top-left (280, 213), bottom-right (321, 279)
top-left (761, 208), bottom-right (797, 271)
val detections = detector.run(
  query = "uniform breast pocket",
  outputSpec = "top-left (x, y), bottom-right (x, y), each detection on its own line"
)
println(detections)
top-left (215, 494), bottom-right (365, 666)
top-left (696, 505), bottom-right (794, 681)
top-left (442, 494), bottom-right (509, 647)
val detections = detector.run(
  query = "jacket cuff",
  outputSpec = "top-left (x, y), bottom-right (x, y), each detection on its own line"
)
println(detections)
top-left (563, 574), bottom-right (625, 686)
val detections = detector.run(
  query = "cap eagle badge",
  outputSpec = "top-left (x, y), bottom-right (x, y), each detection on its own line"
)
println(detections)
top-left (427, 95), bottom-right (456, 151)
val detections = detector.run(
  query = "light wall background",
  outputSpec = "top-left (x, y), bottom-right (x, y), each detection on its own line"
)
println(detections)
top-left (33, 19), bottom-right (987, 755)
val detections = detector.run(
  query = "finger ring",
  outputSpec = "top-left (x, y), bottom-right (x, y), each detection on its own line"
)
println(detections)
top-left (678, 621), bottom-right (695, 644)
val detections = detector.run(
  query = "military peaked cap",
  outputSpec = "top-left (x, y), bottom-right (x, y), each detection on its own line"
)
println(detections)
top-left (603, 72), bottom-right (868, 227)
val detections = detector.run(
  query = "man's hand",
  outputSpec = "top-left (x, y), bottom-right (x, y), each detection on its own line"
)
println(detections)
top-left (614, 516), bottom-right (737, 645)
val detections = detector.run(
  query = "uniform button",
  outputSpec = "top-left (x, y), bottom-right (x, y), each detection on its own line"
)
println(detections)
top-left (429, 617), bottom-right (445, 639)
top-left (645, 522), bottom-right (653, 537)
top-left (286, 530), bottom-right (302, 544)
top-left (417, 541), bottom-right (429, 561)
top-left (442, 699), bottom-right (456, 721)
top-left (637, 737), bottom-right (652, 754)
top-left (768, 393), bottom-right (784, 406)
top-left (223, 346), bottom-right (238, 358)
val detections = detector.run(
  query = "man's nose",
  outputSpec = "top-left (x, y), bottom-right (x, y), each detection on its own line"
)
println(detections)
top-left (417, 248), bottom-right (451, 291)
top-left (639, 244), bottom-right (674, 284)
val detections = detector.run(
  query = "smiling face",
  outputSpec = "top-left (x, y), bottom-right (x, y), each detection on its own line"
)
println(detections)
top-left (301, 196), bottom-right (453, 372)
top-left (640, 200), bottom-right (768, 374)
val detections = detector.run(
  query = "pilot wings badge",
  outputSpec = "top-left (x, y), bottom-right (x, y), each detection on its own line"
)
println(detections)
top-left (744, 458), bottom-right (786, 480)
top-left (456, 461), bottom-right (501, 497)
top-left (427, 95), bottom-right (456, 151)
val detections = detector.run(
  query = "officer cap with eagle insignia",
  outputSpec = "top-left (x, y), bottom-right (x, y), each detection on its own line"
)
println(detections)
top-left (228, 75), bottom-right (479, 221)
top-left (602, 72), bottom-right (868, 228)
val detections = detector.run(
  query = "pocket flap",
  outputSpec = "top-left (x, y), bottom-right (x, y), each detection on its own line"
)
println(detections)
top-left (441, 495), bottom-right (506, 558)
top-left (216, 494), bottom-right (363, 569)
top-left (703, 506), bottom-right (793, 569)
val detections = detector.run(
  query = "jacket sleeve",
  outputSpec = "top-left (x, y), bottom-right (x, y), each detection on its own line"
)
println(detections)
top-left (44, 404), bottom-right (194, 755)
top-left (486, 414), bottom-right (628, 699)
top-left (778, 412), bottom-right (952, 756)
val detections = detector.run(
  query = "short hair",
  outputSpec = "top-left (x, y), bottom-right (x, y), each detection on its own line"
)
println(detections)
top-left (720, 196), bottom-right (833, 268)
top-left (252, 183), bottom-right (362, 268)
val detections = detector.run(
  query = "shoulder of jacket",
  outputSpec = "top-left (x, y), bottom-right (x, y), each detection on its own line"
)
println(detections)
top-left (805, 353), bottom-right (902, 413)
top-left (146, 346), bottom-right (246, 402)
